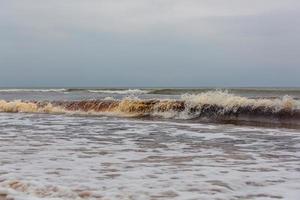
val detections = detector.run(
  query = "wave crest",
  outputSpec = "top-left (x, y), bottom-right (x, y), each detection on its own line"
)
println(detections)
top-left (0, 91), bottom-right (299, 127)
top-left (87, 89), bottom-right (148, 94)
top-left (182, 91), bottom-right (299, 112)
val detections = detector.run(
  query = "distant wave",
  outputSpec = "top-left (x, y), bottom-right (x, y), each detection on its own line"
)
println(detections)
top-left (0, 88), bottom-right (149, 95)
top-left (0, 88), bottom-right (68, 92)
top-left (1, 88), bottom-right (300, 97)
top-left (148, 88), bottom-right (300, 95)
top-left (1, 91), bottom-right (300, 128)
top-left (86, 89), bottom-right (149, 94)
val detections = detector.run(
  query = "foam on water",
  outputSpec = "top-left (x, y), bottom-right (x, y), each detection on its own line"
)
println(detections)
top-left (1, 90), bottom-right (300, 199)
top-left (0, 89), bottom-right (67, 93)
top-left (0, 114), bottom-right (299, 200)
top-left (0, 100), bottom-right (64, 114)
top-left (0, 91), bottom-right (300, 128)
top-left (87, 89), bottom-right (149, 94)
top-left (182, 91), bottom-right (299, 111)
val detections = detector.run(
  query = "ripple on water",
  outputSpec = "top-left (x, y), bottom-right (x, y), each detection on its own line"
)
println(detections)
top-left (0, 113), bottom-right (300, 199)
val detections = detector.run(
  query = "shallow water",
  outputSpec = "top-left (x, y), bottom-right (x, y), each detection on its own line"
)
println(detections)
top-left (0, 89), bottom-right (300, 199)
top-left (0, 113), bottom-right (300, 200)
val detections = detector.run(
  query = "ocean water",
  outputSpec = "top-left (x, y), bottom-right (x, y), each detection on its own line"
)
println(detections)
top-left (0, 88), bottom-right (300, 200)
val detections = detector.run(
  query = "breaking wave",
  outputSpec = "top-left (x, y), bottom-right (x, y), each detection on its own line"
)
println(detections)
top-left (86, 89), bottom-right (149, 94)
top-left (0, 91), bottom-right (300, 127)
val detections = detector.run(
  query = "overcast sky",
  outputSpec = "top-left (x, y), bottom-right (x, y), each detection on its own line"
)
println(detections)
top-left (0, 0), bottom-right (300, 87)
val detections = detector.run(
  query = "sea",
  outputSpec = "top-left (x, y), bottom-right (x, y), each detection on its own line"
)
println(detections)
top-left (0, 87), bottom-right (300, 200)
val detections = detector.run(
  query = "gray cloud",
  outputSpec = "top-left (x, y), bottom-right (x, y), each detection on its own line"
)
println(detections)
top-left (0, 0), bottom-right (299, 87)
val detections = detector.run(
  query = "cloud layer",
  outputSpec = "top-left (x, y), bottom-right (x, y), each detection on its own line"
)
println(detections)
top-left (0, 0), bottom-right (300, 87)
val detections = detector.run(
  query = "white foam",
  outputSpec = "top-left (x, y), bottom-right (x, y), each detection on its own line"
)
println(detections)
top-left (0, 114), bottom-right (299, 199)
top-left (181, 91), bottom-right (300, 111)
top-left (87, 89), bottom-right (149, 95)
top-left (0, 89), bottom-right (67, 93)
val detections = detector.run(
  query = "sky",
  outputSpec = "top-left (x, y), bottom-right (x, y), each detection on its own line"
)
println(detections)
top-left (0, 0), bottom-right (300, 87)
